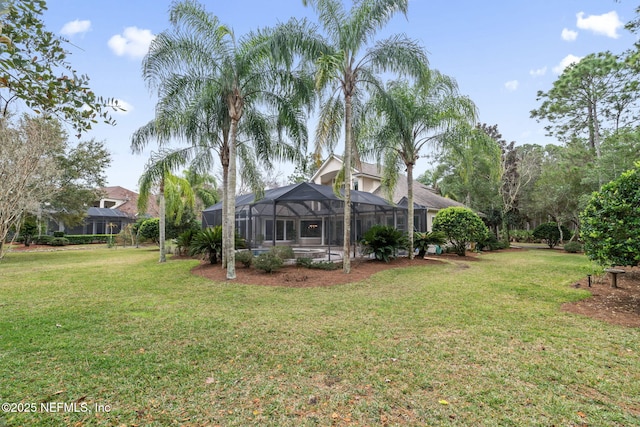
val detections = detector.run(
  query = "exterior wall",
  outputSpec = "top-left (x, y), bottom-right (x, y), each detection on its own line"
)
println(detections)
top-left (312, 157), bottom-right (343, 186)
top-left (360, 176), bottom-right (381, 193)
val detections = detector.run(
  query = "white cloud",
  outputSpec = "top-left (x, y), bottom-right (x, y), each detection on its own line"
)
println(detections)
top-left (553, 54), bottom-right (583, 74)
top-left (504, 80), bottom-right (519, 91)
top-left (111, 99), bottom-right (133, 115)
top-left (561, 28), bottom-right (578, 41)
top-left (529, 66), bottom-right (547, 77)
top-left (60, 19), bottom-right (91, 36)
top-left (108, 27), bottom-right (155, 59)
top-left (576, 11), bottom-right (623, 39)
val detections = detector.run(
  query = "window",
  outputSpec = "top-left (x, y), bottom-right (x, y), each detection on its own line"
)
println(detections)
top-left (300, 220), bottom-right (321, 238)
top-left (265, 219), bottom-right (295, 241)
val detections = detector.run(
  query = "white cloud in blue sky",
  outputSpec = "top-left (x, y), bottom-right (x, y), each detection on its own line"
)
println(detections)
top-left (111, 99), bottom-right (133, 115)
top-left (108, 27), bottom-right (155, 59)
top-left (553, 54), bottom-right (583, 74)
top-left (561, 28), bottom-right (578, 42)
top-left (504, 80), bottom-right (519, 92)
top-left (576, 11), bottom-right (623, 39)
top-left (529, 67), bottom-right (547, 78)
top-left (60, 19), bottom-right (91, 36)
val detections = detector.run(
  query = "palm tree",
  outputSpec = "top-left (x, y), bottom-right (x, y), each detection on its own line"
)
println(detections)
top-left (302, 0), bottom-right (429, 272)
top-left (362, 76), bottom-right (478, 258)
top-left (139, 0), bottom-right (313, 279)
top-left (182, 166), bottom-right (219, 218)
top-left (138, 150), bottom-right (195, 263)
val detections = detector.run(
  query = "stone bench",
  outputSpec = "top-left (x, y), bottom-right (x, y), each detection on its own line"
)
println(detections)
top-left (604, 268), bottom-right (625, 288)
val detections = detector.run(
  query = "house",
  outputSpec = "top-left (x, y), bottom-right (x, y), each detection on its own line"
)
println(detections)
top-left (202, 182), bottom-right (407, 248)
top-left (202, 155), bottom-right (464, 249)
top-left (311, 154), bottom-right (464, 231)
top-left (54, 186), bottom-right (159, 235)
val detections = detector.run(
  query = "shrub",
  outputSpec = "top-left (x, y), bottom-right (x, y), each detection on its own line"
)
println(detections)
top-left (413, 231), bottom-right (446, 258)
top-left (270, 245), bottom-right (294, 260)
top-left (138, 218), bottom-right (160, 243)
top-left (432, 207), bottom-right (488, 256)
top-left (175, 229), bottom-right (197, 256)
top-left (532, 222), bottom-right (571, 249)
top-left (254, 252), bottom-right (283, 273)
top-left (309, 260), bottom-right (339, 270)
top-left (20, 216), bottom-right (38, 246)
top-left (581, 164), bottom-right (640, 266)
top-left (50, 237), bottom-right (69, 246)
top-left (563, 241), bottom-right (583, 253)
top-left (510, 229), bottom-right (534, 243)
top-left (235, 250), bottom-right (254, 268)
top-left (53, 231), bottom-right (65, 238)
top-left (360, 225), bottom-right (408, 262)
top-left (476, 233), bottom-right (508, 251)
top-left (296, 257), bottom-right (339, 270)
top-left (189, 226), bottom-right (222, 264)
top-left (64, 235), bottom-right (110, 244)
top-left (296, 257), bottom-right (314, 268)
top-left (35, 235), bottom-right (53, 245)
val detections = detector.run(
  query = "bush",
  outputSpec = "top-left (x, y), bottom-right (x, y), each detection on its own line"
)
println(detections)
top-left (581, 164), bottom-right (640, 266)
top-left (413, 231), bottom-right (446, 258)
top-left (296, 257), bottom-right (339, 270)
top-left (360, 225), bottom-right (408, 262)
top-left (510, 229), bottom-right (534, 243)
top-left (532, 222), bottom-right (571, 249)
top-left (432, 207), bottom-right (488, 256)
top-left (138, 218), bottom-right (160, 243)
top-left (270, 245), bottom-right (294, 259)
top-left (563, 241), bottom-right (583, 253)
top-left (476, 233), bottom-right (508, 251)
top-left (254, 252), bottom-right (283, 273)
top-left (34, 235), bottom-right (53, 245)
top-left (189, 226), bottom-right (222, 264)
top-left (235, 250), bottom-right (254, 268)
top-left (174, 229), bottom-right (197, 256)
top-left (53, 231), bottom-right (65, 238)
top-left (50, 237), bottom-right (69, 246)
top-left (296, 257), bottom-right (314, 268)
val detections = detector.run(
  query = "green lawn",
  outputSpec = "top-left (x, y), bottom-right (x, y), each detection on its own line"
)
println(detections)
top-left (0, 247), bottom-right (638, 426)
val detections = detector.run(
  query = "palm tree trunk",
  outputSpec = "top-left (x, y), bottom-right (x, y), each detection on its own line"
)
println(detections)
top-left (343, 93), bottom-right (352, 274)
top-left (221, 143), bottom-right (229, 269)
top-left (226, 118), bottom-right (238, 280)
top-left (407, 164), bottom-right (414, 259)
top-left (159, 179), bottom-right (166, 263)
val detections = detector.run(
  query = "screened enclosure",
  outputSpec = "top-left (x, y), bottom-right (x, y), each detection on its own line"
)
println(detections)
top-left (202, 182), bottom-right (410, 249)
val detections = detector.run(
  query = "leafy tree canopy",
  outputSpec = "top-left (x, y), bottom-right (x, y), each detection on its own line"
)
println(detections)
top-left (581, 163), bottom-right (640, 267)
top-left (0, 0), bottom-right (119, 137)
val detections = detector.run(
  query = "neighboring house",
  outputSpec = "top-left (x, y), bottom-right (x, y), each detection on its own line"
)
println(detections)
top-left (312, 154), bottom-right (464, 231)
top-left (53, 186), bottom-right (159, 235)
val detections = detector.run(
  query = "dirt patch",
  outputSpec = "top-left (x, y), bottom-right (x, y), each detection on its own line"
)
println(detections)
top-left (562, 266), bottom-right (640, 328)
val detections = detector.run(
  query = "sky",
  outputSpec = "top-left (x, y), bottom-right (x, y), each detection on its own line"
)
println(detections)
top-left (39, 0), bottom-right (639, 191)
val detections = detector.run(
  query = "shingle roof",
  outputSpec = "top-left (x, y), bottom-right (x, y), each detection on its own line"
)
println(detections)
top-left (87, 207), bottom-right (130, 218)
top-left (99, 186), bottom-right (159, 217)
top-left (373, 178), bottom-right (465, 210)
top-left (204, 182), bottom-right (400, 211)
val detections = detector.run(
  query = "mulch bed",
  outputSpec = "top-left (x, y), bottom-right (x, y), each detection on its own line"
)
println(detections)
top-left (562, 266), bottom-right (640, 328)
top-left (190, 255), bottom-right (464, 288)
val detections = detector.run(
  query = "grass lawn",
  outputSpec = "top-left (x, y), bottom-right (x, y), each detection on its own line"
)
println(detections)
top-left (0, 247), bottom-right (638, 426)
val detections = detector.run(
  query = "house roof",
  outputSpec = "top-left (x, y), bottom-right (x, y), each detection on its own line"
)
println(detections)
top-left (311, 155), bottom-right (464, 210)
top-left (87, 207), bottom-right (130, 218)
top-left (204, 182), bottom-right (402, 212)
top-left (99, 186), bottom-right (159, 218)
top-left (374, 178), bottom-right (465, 210)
